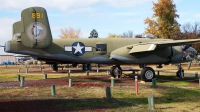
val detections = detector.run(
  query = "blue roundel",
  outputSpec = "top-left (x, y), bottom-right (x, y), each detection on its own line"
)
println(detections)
top-left (72, 42), bottom-right (85, 56)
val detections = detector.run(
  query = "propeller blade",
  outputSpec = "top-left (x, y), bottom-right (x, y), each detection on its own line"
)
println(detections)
top-left (0, 45), bottom-right (5, 47)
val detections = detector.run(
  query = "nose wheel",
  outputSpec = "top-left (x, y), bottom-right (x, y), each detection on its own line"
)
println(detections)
top-left (176, 68), bottom-right (184, 78)
top-left (176, 64), bottom-right (184, 78)
top-left (110, 66), bottom-right (122, 78)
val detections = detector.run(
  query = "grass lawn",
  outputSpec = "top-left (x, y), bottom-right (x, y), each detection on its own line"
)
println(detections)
top-left (0, 65), bottom-right (200, 112)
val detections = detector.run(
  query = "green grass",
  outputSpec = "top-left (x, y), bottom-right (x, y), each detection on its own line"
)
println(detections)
top-left (0, 65), bottom-right (200, 111)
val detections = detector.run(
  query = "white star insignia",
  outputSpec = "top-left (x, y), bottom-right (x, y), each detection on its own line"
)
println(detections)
top-left (73, 42), bottom-right (84, 54)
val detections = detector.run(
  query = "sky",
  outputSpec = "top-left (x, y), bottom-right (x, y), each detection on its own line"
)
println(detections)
top-left (0, 0), bottom-right (200, 54)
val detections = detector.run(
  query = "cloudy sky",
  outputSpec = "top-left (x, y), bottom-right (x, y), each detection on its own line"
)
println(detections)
top-left (0, 0), bottom-right (200, 54)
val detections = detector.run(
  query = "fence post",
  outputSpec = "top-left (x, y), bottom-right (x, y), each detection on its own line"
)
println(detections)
top-left (17, 75), bottom-right (20, 81)
top-left (96, 66), bottom-right (99, 73)
top-left (20, 76), bottom-right (25, 87)
top-left (51, 85), bottom-right (56, 95)
top-left (67, 70), bottom-right (71, 77)
top-left (199, 79), bottom-right (200, 87)
top-left (86, 71), bottom-right (89, 76)
top-left (40, 66), bottom-right (42, 70)
top-left (69, 79), bottom-right (72, 87)
top-left (195, 72), bottom-right (198, 79)
top-left (111, 78), bottom-right (115, 87)
top-left (105, 86), bottom-right (112, 98)
top-left (107, 71), bottom-right (110, 75)
top-left (148, 94), bottom-right (155, 110)
top-left (25, 68), bottom-right (28, 73)
top-left (44, 74), bottom-right (47, 79)
top-left (135, 76), bottom-right (138, 95)
top-left (152, 78), bottom-right (156, 88)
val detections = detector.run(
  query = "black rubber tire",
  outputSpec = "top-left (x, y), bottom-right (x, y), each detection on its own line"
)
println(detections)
top-left (176, 69), bottom-right (184, 78)
top-left (72, 63), bottom-right (77, 67)
top-left (52, 64), bottom-right (58, 71)
top-left (141, 67), bottom-right (155, 81)
top-left (82, 64), bottom-right (87, 71)
top-left (110, 66), bottom-right (122, 78)
top-left (87, 64), bottom-right (92, 71)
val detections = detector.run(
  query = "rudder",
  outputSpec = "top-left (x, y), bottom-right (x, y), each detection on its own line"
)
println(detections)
top-left (20, 7), bottom-right (52, 48)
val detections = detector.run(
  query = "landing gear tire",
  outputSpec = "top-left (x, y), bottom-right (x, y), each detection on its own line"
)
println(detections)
top-left (51, 63), bottom-right (58, 71)
top-left (72, 63), bottom-right (77, 67)
top-left (82, 64), bottom-right (92, 71)
top-left (87, 64), bottom-right (92, 71)
top-left (82, 64), bottom-right (87, 71)
top-left (110, 66), bottom-right (122, 78)
top-left (141, 67), bottom-right (155, 81)
top-left (176, 69), bottom-right (184, 78)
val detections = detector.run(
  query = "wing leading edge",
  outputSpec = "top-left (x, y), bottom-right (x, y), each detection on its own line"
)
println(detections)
top-left (128, 39), bottom-right (200, 54)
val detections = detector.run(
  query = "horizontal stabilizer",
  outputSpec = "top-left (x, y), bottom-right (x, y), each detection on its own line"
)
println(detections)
top-left (129, 44), bottom-right (156, 53)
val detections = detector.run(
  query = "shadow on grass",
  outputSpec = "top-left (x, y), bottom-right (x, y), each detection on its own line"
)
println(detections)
top-left (0, 86), bottom-right (200, 112)
top-left (0, 98), bottom-right (134, 112)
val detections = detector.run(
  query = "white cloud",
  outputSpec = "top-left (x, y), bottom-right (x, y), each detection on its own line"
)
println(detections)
top-left (0, 17), bottom-right (17, 40)
top-left (0, 0), bottom-right (154, 12)
top-left (194, 13), bottom-right (200, 18)
top-left (0, 17), bottom-right (18, 54)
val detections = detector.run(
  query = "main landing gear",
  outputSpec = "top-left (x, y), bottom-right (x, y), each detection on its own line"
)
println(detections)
top-left (140, 67), bottom-right (155, 81)
top-left (109, 65), bottom-right (155, 81)
top-left (51, 63), bottom-right (58, 71)
top-left (110, 65), bottom-right (122, 78)
top-left (82, 64), bottom-right (92, 71)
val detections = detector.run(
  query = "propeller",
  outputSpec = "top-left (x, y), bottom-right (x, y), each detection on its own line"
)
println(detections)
top-left (0, 45), bottom-right (5, 47)
top-left (182, 46), bottom-right (198, 70)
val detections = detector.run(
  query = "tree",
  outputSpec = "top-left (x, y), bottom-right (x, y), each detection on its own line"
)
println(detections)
top-left (181, 22), bottom-right (200, 38)
top-left (59, 27), bottom-right (82, 39)
top-left (181, 22), bottom-right (200, 52)
top-left (144, 0), bottom-right (180, 39)
top-left (121, 31), bottom-right (133, 38)
top-left (170, 22), bottom-right (200, 52)
top-left (107, 33), bottom-right (121, 38)
top-left (89, 29), bottom-right (98, 38)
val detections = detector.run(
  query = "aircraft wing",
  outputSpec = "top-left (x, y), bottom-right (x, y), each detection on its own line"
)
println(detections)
top-left (128, 39), bottom-right (200, 54)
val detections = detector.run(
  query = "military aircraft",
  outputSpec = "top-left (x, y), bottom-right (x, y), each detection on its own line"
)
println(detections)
top-left (3, 7), bottom-right (200, 81)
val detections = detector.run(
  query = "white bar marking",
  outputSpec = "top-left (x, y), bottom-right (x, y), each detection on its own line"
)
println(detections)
top-left (85, 47), bottom-right (92, 51)
top-left (65, 46), bottom-right (72, 51)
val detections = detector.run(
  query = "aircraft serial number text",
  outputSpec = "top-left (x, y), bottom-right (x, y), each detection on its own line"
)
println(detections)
top-left (32, 13), bottom-right (44, 18)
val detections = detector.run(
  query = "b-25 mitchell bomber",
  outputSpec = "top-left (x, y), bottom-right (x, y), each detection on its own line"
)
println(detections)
top-left (3, 7), bottom-right (200, 81)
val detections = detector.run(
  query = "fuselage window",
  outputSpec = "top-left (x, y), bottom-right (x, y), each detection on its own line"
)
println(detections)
top-left (96, 44), bottom-right (107, 51)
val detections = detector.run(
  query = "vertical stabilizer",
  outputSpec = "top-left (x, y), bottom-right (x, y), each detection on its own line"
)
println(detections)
top-left (20, 7), bottom-right (52, 48)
